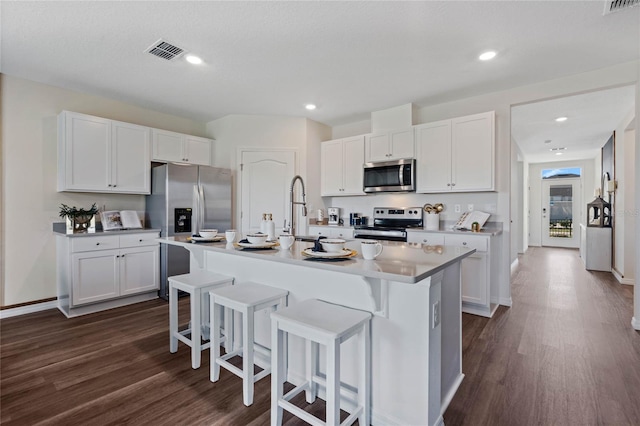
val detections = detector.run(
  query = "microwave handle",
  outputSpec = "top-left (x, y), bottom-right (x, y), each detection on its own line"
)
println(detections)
top-left (399, 165), bottom-right (404, 185)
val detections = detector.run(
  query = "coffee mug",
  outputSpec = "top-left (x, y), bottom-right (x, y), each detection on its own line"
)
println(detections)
top-left (279, 234), bottom-right (295, 250)
top-left (361, 240), bottom-right (383, 260)
top-left (225, 229), bottom-right (237, 243)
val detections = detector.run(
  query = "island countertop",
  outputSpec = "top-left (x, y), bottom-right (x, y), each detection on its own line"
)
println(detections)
top-left (157, 236), bottom-right (475, 284)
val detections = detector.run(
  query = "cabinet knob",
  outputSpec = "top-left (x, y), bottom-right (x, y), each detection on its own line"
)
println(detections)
top-left (113, 184), bottom-right (117, 187)
top-left (107, 184), bottom-right (112, 187)
top-left (447, 183), bottom-right (451, 186)
top-left (423, 239), bottom-right (427, 243)
top-left (139, 239), bottom-right (143, 242)
top-left (451, 183), bottom-right (456, 187)
top-left (96, 242), bottom-right (100, 245)
top-left (463, 242), bottom-right (467, 245)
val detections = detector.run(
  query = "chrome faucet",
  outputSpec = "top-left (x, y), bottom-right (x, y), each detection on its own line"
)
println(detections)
top-left (288, 175), bottom-right (307, 236)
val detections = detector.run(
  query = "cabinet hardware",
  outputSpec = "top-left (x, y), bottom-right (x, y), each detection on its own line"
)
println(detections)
top-left (447, 183), bottom-right (451, 186)
top-left (108, 184), bottom-right (112, 187)
top-left (96, 242), bottom-right (100, 245)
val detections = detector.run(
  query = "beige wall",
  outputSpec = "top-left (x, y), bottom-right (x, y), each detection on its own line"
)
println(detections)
top-left (0, 74), bottom-right (207, 306)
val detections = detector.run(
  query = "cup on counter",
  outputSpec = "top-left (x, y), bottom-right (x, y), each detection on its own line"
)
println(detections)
top-left (278, 234), bottom-right (295, 250)
top-left (361, 240), bottom-right (383, 260)
top-left (225, 229), bottom-right (237, 243)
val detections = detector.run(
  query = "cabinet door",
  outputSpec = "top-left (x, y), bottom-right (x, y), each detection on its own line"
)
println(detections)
top-left (308, 226), bottom-right (332, 237)
top-left (389, 128), bottom-right (414, 160)
top-left (184, 135), bottom-right (212, 166)
top-left (341, 136), bottom-right (365, 195)
top-left (152, 129), bottom-right (184, 162)
top-left (71, 249), bottom-right (119, 305)
top-left (415, 120), bottom-right (452, 192)
top-left (321, 140), bottom-right (344, 196)
top-left (331, 228), bottom-right (354, 239)
top-left (61, 112), bottom-right (111, 192)
top-left (119, 246), bottom-right (159, 295)
top-left (406, 232), bottom-right (445, 245)
top-left (364, 133), bottom-right (390, 162)
top-left (460, 254), bottom-right (488, 305)
top-left (112, 121), bottom-right (151, 194)
top-left (451, 111), bottom-right (495, 191)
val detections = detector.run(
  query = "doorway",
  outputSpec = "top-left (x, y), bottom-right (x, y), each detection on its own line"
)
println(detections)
top-left (541, 178), bottom-right (581, 248)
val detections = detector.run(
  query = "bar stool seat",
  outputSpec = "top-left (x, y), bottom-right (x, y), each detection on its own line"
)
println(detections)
top-left (209, 281), bottom-right (289, 406)
top-left (169, 270), bottom-right (234, 369)
top-left (270, 299), bottom-right (372, 426)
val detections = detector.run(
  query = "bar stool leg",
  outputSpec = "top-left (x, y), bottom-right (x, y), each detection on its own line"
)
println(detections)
top-left (242, 307), bottom-right (255, 406)
top-left (305, 340), bottom-right (318, 403)
top-left (359, 320), bottom-right (371, 426)
top-left (271, 321), bottom-right (284, 426)
top-left (169, 284), bottom-right (178, 353)
top-left (210, 297), bottom-right (222, 382)
top-left (190, 289), bottom-right (202, 369)
top-left (326, 340), bottom-right (341, 426)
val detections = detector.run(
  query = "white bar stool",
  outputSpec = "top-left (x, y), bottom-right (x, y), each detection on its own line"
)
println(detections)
top-left (209, 281), bottom-right (289, 406)
top-left (270, 299), bottom-right (372, 426)
top-left (169, 270), bottom-right (234, 369)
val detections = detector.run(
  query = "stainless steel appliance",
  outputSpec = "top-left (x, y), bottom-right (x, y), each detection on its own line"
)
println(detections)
top-left (146, 163), bottom-right (232, 300)
top-left (328, 207), bottom-right (341, 226)
top-left (363, 158), bottom-right (416, 193)
top-left (354, 207), bottom-right (423, 241)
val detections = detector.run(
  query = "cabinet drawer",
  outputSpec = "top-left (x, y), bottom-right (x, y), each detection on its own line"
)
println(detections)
top-left (120, 233), bottom-right (160, 248)
top-left (71, 236), bottom-right (119, 253)
top-left (444, 235), bottom-right (487, 252)
top-left (407, 233), bottom-right (445, 245)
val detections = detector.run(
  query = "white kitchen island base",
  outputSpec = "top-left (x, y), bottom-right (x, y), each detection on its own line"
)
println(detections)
top-left (160, 238), bottom-right (472, 426)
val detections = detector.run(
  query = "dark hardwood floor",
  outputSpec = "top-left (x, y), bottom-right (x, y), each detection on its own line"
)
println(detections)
top-left (1, 247), bottom-right (638, 425)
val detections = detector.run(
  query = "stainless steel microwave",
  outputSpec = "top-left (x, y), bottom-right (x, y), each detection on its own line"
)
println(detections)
top-left (363, 158), bottom-right (416, 193)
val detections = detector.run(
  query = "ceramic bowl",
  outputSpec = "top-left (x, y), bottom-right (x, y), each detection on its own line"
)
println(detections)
top-left (320, 238), bottom-right (346, 253)
top-left (247, 233), bottom-right (269, 244)
top-left (199, 229), bottom-right (218, 239)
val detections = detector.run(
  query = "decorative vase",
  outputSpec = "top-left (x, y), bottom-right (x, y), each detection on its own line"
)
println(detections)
top-left (66, 215), bottom-right (96, 233)
top-left (425, 213), bottom-right (440, 231)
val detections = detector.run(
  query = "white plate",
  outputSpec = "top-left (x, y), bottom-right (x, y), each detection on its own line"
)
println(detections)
top-left (302, 248), bottom-right (355, 258)
top-left (191, 235), bottom-right (224, 242)
top-left (236, 241), bottom-right (278, 249)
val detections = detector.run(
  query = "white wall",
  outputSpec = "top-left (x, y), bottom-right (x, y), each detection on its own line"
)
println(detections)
top-left (0, 74), bottom-right (207, 306)
top-left (528, 159), bottom-right (596, 247)
top-left (206, 114), bottom-right (331, 233)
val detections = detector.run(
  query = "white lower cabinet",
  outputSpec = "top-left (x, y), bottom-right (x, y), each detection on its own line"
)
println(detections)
top-left (57, 232), bottom-right (160, 317)
top-left (408, 230), bottom-right (499, 317)
top-left (308, 226), bottom-right (354, 239)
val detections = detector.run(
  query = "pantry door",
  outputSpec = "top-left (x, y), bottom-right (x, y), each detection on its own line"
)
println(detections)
top-left (541, 178), bottom-right (581, 248)
top-left (239, 149), bottom-right (296, 236)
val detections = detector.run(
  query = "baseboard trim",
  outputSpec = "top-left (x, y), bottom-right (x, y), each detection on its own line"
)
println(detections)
top-left (510, 258), bottom-right (519, 276)
top-left (612, 268), bottom-right (635, 286)
top-left (0, 300), bottom-right (58, 319)
top-left (632, 317), bottom-right (640, 330)
top-left (499, 297), bottom-right (513, 307)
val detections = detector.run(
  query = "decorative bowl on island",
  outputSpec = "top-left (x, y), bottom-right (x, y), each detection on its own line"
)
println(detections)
top-left (320, 238), bottom-right (346, 253)
top-left (247, 233), bottom-right (269, 244)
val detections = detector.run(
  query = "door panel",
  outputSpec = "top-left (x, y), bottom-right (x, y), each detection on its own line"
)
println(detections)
top-left (199, 166), bottom-right (232, 232)
top-left (541, 178), bottom-right (581, 248)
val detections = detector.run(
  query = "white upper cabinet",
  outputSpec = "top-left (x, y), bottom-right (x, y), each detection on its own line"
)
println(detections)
top-left (415, 111), bottom-right (495, 193)
top-left (365, 128), bottom-right (414, 162)
top-left (57, 111), bottom-right (151, 194)
top-left (321, 136), bottom-right (365, 196)
top-left (152, 129), bottom-right (213, 166)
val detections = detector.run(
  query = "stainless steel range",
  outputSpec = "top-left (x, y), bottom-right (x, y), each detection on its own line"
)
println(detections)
top-left (353, 207), bottom-right (423, 241)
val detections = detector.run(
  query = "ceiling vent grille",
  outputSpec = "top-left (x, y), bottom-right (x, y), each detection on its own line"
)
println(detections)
top-left (603, 0), bottom-right (640, 15)
top-left (145, 39), bottom-right (185, 61)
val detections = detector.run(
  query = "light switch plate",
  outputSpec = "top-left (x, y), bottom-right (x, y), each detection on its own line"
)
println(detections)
top-left (454, 204), bottom-right (461, 213)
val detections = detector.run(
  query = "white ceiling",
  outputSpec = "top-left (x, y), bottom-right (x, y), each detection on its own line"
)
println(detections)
top-left (1, 1), bottom-right (639, 128)
top-left (512, 85), bottom-right (636, 164)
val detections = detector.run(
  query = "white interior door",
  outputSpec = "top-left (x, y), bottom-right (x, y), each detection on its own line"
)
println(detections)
top-left (541, 178), bottom-right (581, 248)
top-left (240, 150), bottom-right (295, 237)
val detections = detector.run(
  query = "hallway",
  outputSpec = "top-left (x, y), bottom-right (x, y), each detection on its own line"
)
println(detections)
top-left (445, 246), bottom-right (640, 425)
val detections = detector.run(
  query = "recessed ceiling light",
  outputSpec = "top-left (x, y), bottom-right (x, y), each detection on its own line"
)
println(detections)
top-left (555, 116), bottom-right (568, 122)
top-left (555, 152), bottom-right (563, 156)
top-left (550, 147), bottom-right (567, 152)
top-left (305, 104), bottom-right (317, 111)
top-left (185, 55), bottom-right (203, 65)
top-left (478, 51), bottom-right (497, 61)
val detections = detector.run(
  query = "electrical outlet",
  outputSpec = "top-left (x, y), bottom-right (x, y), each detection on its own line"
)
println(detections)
top-left (454, 204), bottom-right (461, 213)
top-left (467, 204), bottom-right (474, 211)
top-left (432, 301), bottom-right (440, 328)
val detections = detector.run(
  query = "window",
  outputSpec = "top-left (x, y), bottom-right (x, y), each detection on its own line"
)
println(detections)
top-left (542, 167), bottom-right (581, 179)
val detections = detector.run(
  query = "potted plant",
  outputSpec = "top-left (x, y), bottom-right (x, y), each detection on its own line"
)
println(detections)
top-left (59, 203), bottom-right (99, 233)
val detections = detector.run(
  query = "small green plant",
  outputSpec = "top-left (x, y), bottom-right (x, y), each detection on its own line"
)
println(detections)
top-left (59, 203), bottom-right (99, 220)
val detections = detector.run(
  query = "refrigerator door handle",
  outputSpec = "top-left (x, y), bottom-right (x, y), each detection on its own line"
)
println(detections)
top-left (199, 184), bottom-right (205, 232)
top-left (192, 184), bottom-right (200, 236)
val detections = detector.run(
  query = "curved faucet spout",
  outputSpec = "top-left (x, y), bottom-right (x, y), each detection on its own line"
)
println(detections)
top-left (289, 175), bottom-right (307, 236)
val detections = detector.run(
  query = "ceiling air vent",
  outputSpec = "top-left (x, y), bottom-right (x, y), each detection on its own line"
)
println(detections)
top-left (145, 39), bottom-right (185, 61)
top-left (603, 0), bottom-right (639, 15)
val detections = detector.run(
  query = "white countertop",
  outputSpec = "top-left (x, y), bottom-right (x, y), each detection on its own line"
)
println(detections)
top-left (157, 236), bottom-right (475, 284)
top-left (52, 223), bottom-right (160, 237)
top-left (310, 221), bottom-right (503, 236)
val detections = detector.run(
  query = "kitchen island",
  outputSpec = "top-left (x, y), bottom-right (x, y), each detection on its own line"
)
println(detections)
top-left (158, 237), bottom-right (474, 426)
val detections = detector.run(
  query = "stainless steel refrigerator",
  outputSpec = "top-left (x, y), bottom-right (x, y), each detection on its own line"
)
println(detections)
top-left (146, 163), bottom-right (232, 300)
